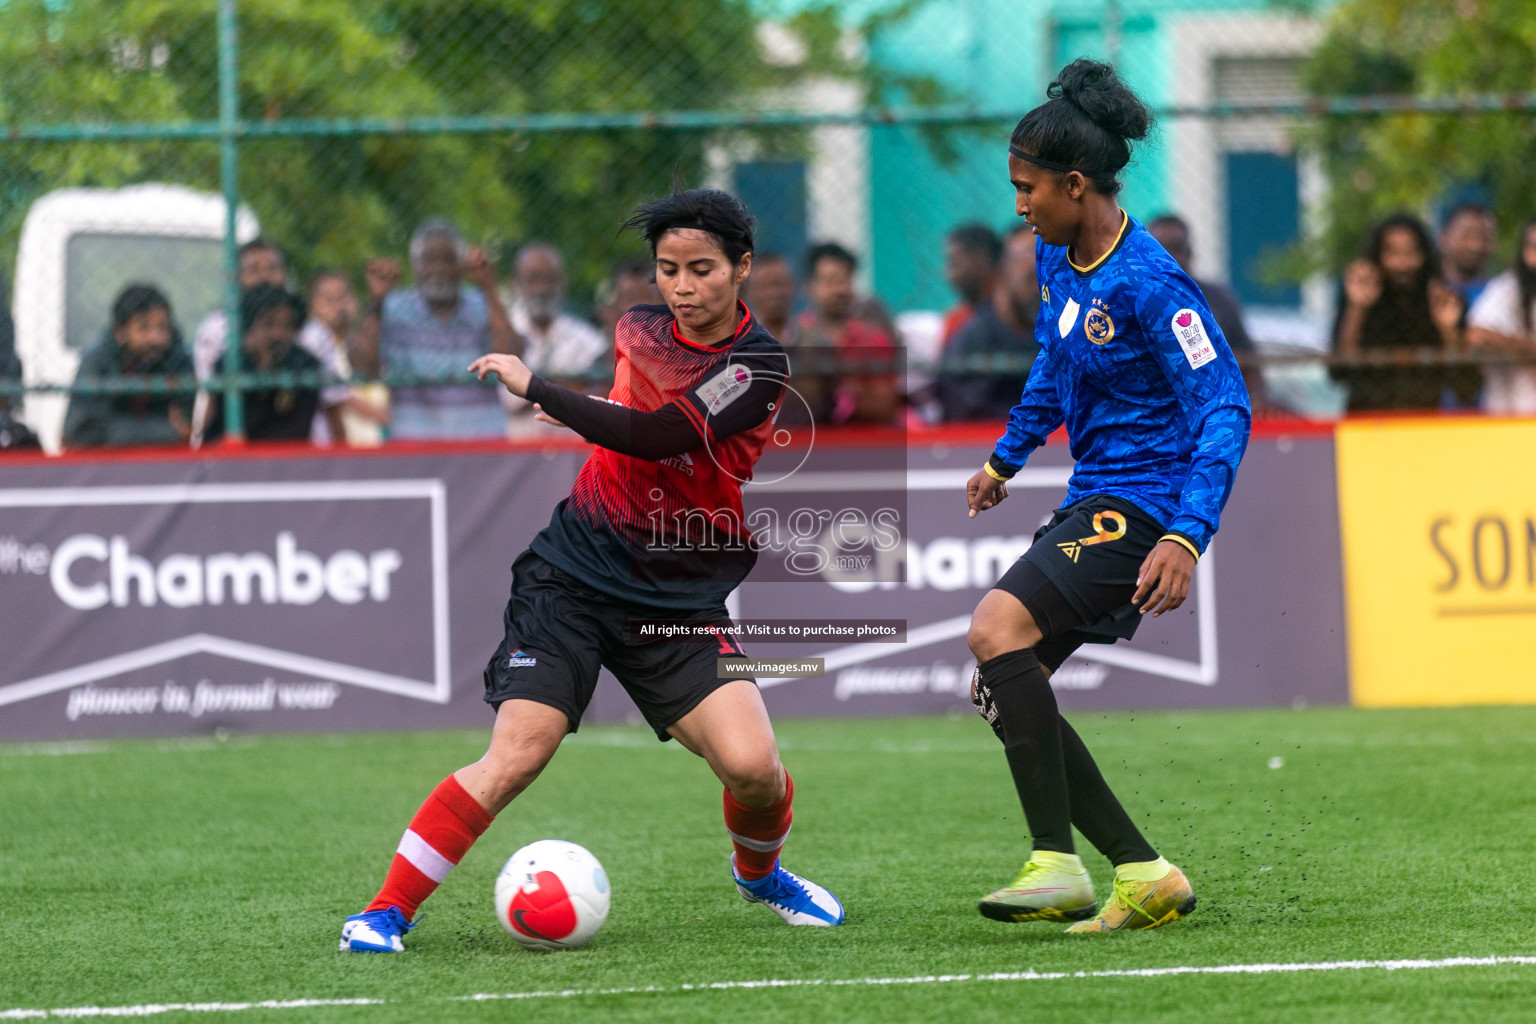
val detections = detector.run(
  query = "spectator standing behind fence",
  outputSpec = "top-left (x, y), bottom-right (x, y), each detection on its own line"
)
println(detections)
top-left (502, 243), bottom-right (607, 437)
top-left (1439, 202), bottom-right (1498, 307)
top-left (596, 258), bottom-right (664, 344)
top-left (192, 237), bottom-right (289, 444)
top-left (352, 219), bottom-right (521, 440)
top-left (193, 238), bottom-right (287, 381)
top-left (791, 242), bottom-right (899, 427)
top-left (1465, 216), bottom-right (1536, 415)
top-left (63, 284), bottom-right (194, 449)
top-left (1147, 214), bottom-right (1269, 410)
top-left (743, 251), bottom-right (797, 347)
top-left (202, 285), bottom-right (321, 443)
top-left (296, 271), bottom-right (356, 445)
top-left (941, 223), bottom-right (1004, 348)
top-left (1331, 213), bottom-right (1477, 412)
top-left (936, 224), bottom-right (1041, 421)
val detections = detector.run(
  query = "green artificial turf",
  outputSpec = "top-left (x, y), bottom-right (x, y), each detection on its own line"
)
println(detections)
top-left (3, 706), bottom-right (1535, 1022)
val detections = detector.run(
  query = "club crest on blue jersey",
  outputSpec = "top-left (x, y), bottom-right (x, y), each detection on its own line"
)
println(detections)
top-left (1085, 299), bottom-right (1115, 345)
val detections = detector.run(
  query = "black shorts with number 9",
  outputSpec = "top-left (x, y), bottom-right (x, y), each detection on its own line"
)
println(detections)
top-left (991, 494), bottom-right (1165, 672)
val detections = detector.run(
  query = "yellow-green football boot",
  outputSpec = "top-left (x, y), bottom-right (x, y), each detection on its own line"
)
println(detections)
top-left (978, 850), bottom-right (1097, 923)
top-left (1065, 859), bottom-right (1196, 933)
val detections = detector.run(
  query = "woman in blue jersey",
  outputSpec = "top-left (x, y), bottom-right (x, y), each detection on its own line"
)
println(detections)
top-left (963, 59), bottom-right (1251, 934)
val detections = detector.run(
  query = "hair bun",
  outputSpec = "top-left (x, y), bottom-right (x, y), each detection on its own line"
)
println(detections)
top-left (1050, 58), bottom-right (1152, 142)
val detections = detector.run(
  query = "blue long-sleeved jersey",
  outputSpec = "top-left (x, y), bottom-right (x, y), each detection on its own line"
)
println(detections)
top-left (990, 213), bottom-right (1251, 553)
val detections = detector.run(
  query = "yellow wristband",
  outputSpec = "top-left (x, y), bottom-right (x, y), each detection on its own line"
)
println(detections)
top-left (983, 462), bottom-right (1011, 482)
top-left (1159, 534), bottom-right (1201, 562)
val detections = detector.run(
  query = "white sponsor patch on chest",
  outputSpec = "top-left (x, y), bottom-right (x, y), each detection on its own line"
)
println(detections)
top-left (1058, 297), bottom-right (1081, 338)
top-left (695, 363), bottom-right (753, 415)
top-left (1170, 308), bottom-right (1217, 369)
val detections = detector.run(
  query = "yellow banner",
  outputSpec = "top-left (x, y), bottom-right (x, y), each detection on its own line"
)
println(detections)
top-left (1337, 418), bottom-right (1536, 707)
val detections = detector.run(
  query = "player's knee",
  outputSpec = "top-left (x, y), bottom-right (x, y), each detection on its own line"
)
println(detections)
top-left (968, 591), bottom-right (1042, 663)
top-left (966, 619), bottom-right (994, 662)
top-left (968, 617), bottom-right (1029, 664)
top-left (721, 753), bottom-right (785, 807)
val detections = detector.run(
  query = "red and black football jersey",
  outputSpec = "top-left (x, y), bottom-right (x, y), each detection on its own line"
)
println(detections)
top-left (530, 302), bottom-right (788, 609)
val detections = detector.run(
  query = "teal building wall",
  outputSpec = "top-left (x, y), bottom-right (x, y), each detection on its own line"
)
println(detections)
top-left (864, 0), bottom-right (1317, 311)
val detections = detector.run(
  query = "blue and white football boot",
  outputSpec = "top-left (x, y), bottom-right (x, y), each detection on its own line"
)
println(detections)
top-left (339, 906), bottom-right (414, 952)
top-left (734, 861), bottom-right (845, 926)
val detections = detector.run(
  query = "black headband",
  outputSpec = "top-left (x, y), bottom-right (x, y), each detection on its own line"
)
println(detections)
top-left (1009, 145), bottom-right (1118, 182)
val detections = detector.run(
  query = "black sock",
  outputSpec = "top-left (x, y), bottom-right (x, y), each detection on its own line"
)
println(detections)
top-left (977, 648), bottom-right (1074, 855)
top-left (1058, 716), bottom-right (1158, 866)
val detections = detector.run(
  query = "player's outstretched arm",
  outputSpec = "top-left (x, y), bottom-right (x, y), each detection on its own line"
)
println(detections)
top-left (524, 374), bottom-right (701, 459)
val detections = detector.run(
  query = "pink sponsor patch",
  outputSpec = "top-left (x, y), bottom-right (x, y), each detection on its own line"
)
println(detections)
top-left (1176, 311), bottom-right (1193, 328)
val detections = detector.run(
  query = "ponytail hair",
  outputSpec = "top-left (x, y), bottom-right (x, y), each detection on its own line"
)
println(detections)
top-left (1010, 59), bottom-right (1153, 197)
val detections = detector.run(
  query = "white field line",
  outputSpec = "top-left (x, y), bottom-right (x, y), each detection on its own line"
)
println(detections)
top-left (5, 956), bottom-right (1536, 1018)
top-left (0, 738), bottom-right (261, 758)
top-left (0, 999), bottom-right (382, 1020)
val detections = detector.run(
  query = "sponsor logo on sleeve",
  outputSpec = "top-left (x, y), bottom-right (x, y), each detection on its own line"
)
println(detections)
top-left (695, 363), bottom-right (753, 415)
top-left (1171, 309), bottom-right (1216, 369)
top-left (507, 648), bottom-right (538, 669)
top-left (1057, 297), bottom-right (1081, 339)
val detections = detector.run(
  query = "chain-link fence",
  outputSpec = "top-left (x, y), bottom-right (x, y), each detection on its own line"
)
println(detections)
top-left (2, 0), bottom-right (1533, 452)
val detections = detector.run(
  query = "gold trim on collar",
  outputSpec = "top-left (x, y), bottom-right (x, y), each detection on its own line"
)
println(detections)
top-left (1067, 209), bottom-right (1129, 275)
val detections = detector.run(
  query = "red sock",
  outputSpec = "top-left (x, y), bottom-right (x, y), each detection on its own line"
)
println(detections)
top-left (723, 770), bottom-right (793, 881)
top-left (366, 774), bottom-right (494, 920)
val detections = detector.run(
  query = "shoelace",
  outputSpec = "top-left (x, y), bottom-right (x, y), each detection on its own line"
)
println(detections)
top-left (1007, 860), bottom-right (1051, 889)
top-left (365, 907), bottom-right (416, 935)
top-left (1006, 859), bottom-right (1085, 892)
top-left (750, 870), bottom-right (814, 912)
top-left (1106, 877), bottom-right (1157, 923)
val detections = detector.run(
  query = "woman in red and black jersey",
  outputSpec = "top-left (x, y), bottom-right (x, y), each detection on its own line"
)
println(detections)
top-left (339, 189), bottom-right (843, 954)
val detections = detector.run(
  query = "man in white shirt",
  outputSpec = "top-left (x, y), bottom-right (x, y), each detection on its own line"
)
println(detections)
top-left (503, 243), bottom-right (609, 437)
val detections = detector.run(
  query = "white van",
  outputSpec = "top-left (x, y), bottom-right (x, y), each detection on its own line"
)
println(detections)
top-left (13, 184), bottom-right (259, 453)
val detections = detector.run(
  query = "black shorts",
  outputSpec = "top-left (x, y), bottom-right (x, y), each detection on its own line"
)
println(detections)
top-left (993, 494), bottom-right (1163, 672)
top-left (482, 550), bottom-right (752, 741)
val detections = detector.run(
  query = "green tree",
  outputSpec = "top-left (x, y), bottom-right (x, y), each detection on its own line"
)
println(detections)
top-left (1299, 0), bottom-right (1536, 269)
top-left (0, 0), bottom-right (909, 297)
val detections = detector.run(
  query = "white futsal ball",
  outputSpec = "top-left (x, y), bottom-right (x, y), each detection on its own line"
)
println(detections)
top-left (494, 840), bottom-right (610, 950)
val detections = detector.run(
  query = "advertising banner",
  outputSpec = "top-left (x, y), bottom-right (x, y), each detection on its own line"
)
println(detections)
top-left (723, 432), bottom-right (1349, 722)
top-left (1336, 419), bottom-right (1536, 708)
top-left (0, 431), bottom-right (1348, 741)
top-left (0, 450), bottom-right (576, 741)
